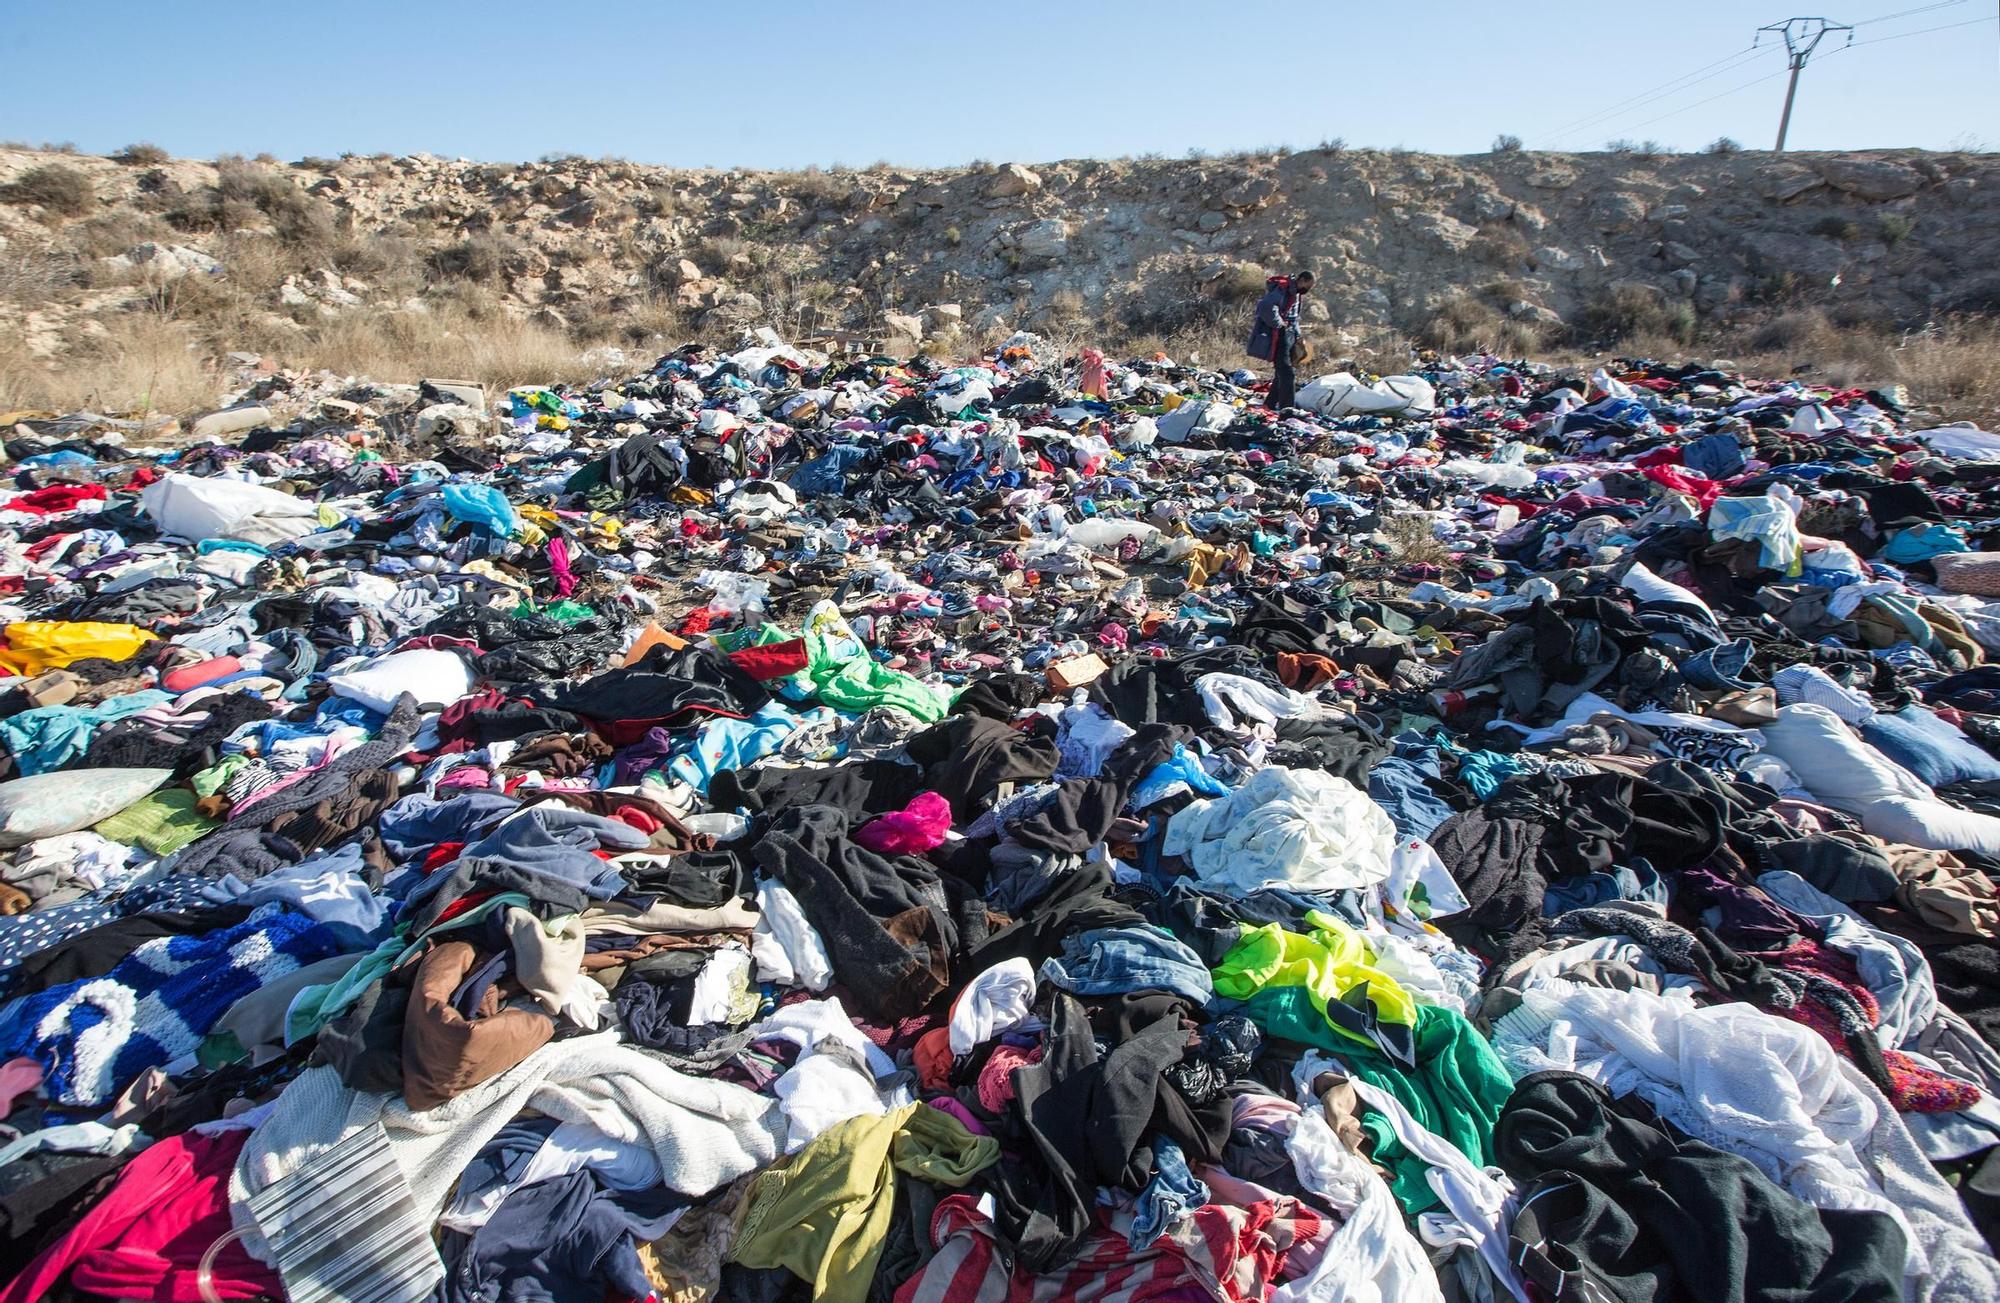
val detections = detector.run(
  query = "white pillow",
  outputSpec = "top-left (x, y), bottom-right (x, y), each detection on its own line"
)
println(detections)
top-left (326, 649), bottom-right (471, 714)
top-left (0, 768), bottom-right (173, 850)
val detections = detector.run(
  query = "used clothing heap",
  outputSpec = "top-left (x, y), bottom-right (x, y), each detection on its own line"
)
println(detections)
top-left (0, 334), bottom-right (1995, 1302)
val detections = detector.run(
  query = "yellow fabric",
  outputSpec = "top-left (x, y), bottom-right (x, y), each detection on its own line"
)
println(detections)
top-left (1211, 909), bottom-right (1420, 1050)
top-left (0, 621), bottom-right (156, 676)
top-left (729, 1102), bottom-right (996, 1303)
top-left (1184, 542), bottom-right (1235, 588)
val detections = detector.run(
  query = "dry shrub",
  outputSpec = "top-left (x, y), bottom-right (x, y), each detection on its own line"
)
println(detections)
top-left (72, 209), bottom-right (171, 259)
top-left (1732, 312), bottom-right (2000, 421)
top-left (791, 166), bottom-right (850, 208)
top-left (1217, 262), bottom-right (1269, 301)
top-left (430, 232), bottom-right (527, 284)
top-left (112, 143), bottom-right (171, 166)
top-left (1417, 293), bottom-right (1498, 350)
top-left (0, 313), bottom-right (217, 415)
top-left (2, 164), bottom-right (94, 218)
top-left (1381, 512), bottom-right (1453, 567)
top-left (1573, 284), bottom-right (1696, 347)
top-left (1880, 321), bottom-right (2000, 420)
top-left (0, 236), bottom-right (82, 305)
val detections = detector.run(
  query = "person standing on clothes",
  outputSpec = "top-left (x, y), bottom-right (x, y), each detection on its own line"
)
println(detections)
top-left (1247, 269), bottom-right (1313, 411)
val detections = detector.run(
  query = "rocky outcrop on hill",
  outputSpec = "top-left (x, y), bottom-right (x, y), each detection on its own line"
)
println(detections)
top-left (2, 144), bottom-right (1996, 364)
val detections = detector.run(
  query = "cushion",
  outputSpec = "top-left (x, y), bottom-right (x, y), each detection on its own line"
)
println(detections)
top-left (0, 768), bottom-right (172, 850)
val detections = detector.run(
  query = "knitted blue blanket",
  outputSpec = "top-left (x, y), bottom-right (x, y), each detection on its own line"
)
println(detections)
top-left (0, 904), bottom-right (347, 1105)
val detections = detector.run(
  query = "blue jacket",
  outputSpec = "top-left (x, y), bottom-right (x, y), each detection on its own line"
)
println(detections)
top-left (1246, 276), bottom-right (1302, 362)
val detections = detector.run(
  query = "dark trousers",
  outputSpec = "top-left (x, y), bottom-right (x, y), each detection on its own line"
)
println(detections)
top-left (1269, 341), bottom-right (1297, 411)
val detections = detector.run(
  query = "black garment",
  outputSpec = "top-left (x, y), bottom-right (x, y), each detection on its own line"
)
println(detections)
top-left (82, 690), bottom-right (275, 775)
top-left (1930, 943), bottom-right (2000, 1051)
top-left (1088, 646), bottom-right (1280, 730)
top-left (0, 1150), bottom-right (124, 1277)
top-left (1005, 724), bottom-right (1185, 856)
top-left (963, 859), bottom-right (1142, 974)
top-left (949, 673), bottom-right (1044, 721)
top-left (709, 756), bottom-right (925, 818)
top-left (1270, 346), bottom-right (1297, 412)
top-left (752, 804), bottom-right (959, 1020)
top-left (172, 694), bottom-right (423, 880)
top-left (1431, 770), bottom-right (1721, 963)
top-left (1, 906), bottom-right (253, 998)
top-left (1496, 1071), bottom-right (1905, 1303)
top-left (318, 960), bottom-right (415, 1094)
top-left (1760, 836), bottom-right (1900, 905)
top-left (991, 992), bottom-right (1221, 1272)
top-left (1269, 715), bottom-right (1388, 789)
top-left (903, 714), bottom-right (1060, 822)
top-left (533, 643), bottom-right (770, 730)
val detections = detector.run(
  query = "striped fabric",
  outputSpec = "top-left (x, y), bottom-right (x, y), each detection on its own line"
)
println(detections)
top-left (243, 1121), bottom-right (444, 1303)
top-left (896, 1192), bottom-right (1325, 1303)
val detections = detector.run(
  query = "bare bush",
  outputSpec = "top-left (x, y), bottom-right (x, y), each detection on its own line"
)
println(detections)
top-left (2, 164), bottom-right (94, 218)
top-left (112, 143), bottom-right (170, 166)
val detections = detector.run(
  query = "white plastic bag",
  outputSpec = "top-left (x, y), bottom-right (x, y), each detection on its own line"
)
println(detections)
top-left (141, 473), bottom-right (321, 545)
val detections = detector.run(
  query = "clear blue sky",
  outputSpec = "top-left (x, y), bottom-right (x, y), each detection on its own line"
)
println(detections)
top-left (4, 1), bottom-right (1996, 165)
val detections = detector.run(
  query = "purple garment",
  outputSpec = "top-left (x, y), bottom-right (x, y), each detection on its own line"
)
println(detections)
top-left (927, 1095), bottom-right (990, 1136)
top-left (610, 726), bottom-right (676, 786)
top-left (1677, 866), bottom-right (1820, 951)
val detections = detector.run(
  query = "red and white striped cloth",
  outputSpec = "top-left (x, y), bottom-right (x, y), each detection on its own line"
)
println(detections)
top-left (895, 1192), bottom-right (1327, 1303)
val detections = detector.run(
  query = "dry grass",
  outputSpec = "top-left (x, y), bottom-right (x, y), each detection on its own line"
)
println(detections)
top-left (1, 313), bottom-right (217, 415)
top-left (1731, 312), bottom-right (2000, 422)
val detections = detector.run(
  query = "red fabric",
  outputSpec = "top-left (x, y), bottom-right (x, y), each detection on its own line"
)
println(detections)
top-left (0, 1129), bottom-right (280, 1303)
top-left (21, 533), bottom-right (73, 561)
top-left (727, 638), bottom-right (810, 682)
top-left (913, 1026), bottom-right (954, 1091)
top-left (123, 466), bottom-right (162, 490)
top-left (1478, 493), bottom-right (1542, 520)
top-left (3, 483), bottom-right (106, 515)
top-left (1633, 446), bottom-right (1684, 469)
top-left (612, 807), bottom-right (663, 835)
top-left (895, 1192), bottom-right (1323, 1303)
top-left (1641, 464), bottom-right (1724, 508)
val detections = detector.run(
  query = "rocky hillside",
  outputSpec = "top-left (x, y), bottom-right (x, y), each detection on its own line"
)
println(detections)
top-left (2, 143), bottom-right (1997, 398)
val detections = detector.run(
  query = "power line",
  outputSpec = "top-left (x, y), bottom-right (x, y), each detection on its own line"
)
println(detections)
top-left (1539, 46), bottom-right (1763, 145)
top-left (1614, 67), bottom-right (1794, 135)
top-left (1842, 11), bottom-right (1996, 42)
top-left (1850, 0), bottom-right (1967, 24)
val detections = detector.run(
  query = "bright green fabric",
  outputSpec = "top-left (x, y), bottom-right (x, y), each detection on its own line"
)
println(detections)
top-left (1236, 991), bottom-right (1511, 1213)
top-left (793, 599), bottom-right (952, 721)
top-left (1215, 914), bottom-right (1510, 1214)
top-left (1212, 910), bottom-right (1420, 1053)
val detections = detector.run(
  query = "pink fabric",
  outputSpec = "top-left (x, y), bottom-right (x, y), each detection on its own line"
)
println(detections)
top-left (548, 535), bottom-right (577, 598)
top-left (0, 1057), bottom-right (40, 1117)
top-left (160, 656), bottom-right (241, 695)
top-left (976, 1042), bottom-right (1043, 1114)
top-left (926, 1096), bottom-right (991, 1136)
top-left (853, 791), bottom-right (953, 855)
top-left (1080, 348), bottom-right (1108, 399)
top-left (0, 1129), bottom-right (280, 1303)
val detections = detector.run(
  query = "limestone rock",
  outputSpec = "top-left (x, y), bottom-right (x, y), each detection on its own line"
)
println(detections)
top-left (986, 164), bottom-right (1042, 198)
top-left (1818, 157), bottom-right (1924, 202)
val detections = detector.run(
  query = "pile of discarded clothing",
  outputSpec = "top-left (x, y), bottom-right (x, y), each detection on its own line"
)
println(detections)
top-left (0, 329), bottom-right (1996, 1302)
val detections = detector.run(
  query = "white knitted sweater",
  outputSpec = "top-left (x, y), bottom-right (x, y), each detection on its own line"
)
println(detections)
top-left (228, 1032), bottom-right (786, 1262)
